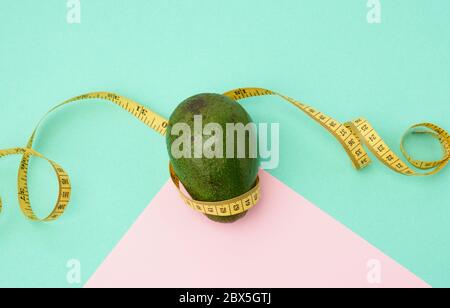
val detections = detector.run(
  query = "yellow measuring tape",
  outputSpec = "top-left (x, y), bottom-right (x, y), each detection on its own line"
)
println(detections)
top-left (0, 88), bottom-right (448, 220)
top-left (224, 88), bottom-right (450, 175)
top-left (169, 164), bottom-right (260, 217)
top-left (0, 93), bottom-right (167, 221)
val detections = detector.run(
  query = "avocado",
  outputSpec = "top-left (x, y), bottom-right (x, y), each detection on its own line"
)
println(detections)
top-left (166, 93), bottom-right (259, 223)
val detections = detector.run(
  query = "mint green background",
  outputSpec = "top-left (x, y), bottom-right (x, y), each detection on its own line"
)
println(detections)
top-left (0, 0), bottom-right (449, 287)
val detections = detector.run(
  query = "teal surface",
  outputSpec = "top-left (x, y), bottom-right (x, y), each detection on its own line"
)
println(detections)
top-left (0, 0), bottom-right (449, 287)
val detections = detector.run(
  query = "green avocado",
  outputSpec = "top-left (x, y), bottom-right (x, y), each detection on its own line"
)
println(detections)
top-left (166, 93), bottom-right (259, 223)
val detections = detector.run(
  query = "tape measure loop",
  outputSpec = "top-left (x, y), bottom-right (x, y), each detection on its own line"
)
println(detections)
top-left (400, 123), bottom-right (450, 172)
top-left (0, 147), bottom-right (71, 221)
top-left (169, 163), bottom-right (260, 216)
top-left (0, 92), bottom-right (169, 222)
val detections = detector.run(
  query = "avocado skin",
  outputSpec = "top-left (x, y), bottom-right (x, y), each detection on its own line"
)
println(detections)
top-left (166, 93), bottom-right (259, 223)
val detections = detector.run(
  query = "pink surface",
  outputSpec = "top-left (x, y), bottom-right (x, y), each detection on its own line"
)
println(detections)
top-left (86, 171), bottom-right (429, 288)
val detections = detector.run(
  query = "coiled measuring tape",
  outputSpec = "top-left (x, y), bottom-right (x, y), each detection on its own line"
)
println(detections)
top-left (0, 88), bottom-right (448, 221)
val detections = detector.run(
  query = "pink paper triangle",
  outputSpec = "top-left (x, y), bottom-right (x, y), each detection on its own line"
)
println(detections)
top-left (86, 171), bottom-right (429, 288)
